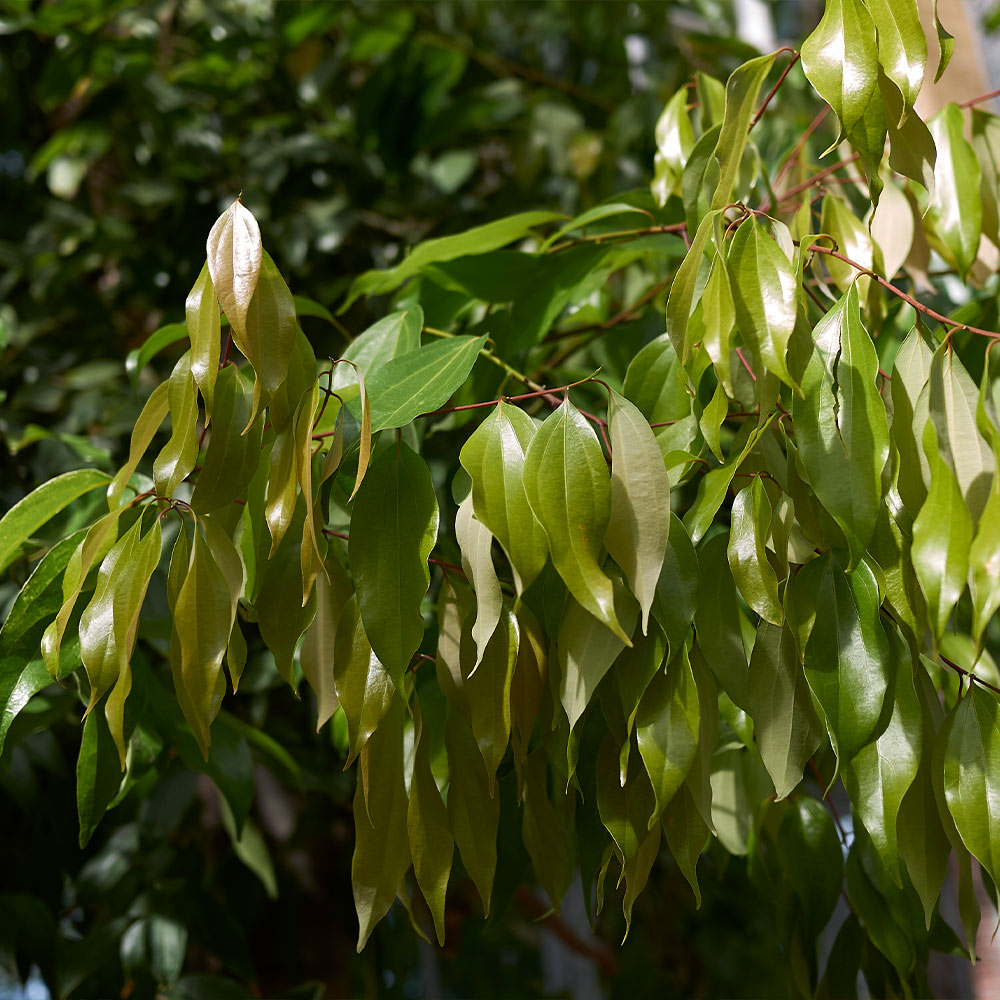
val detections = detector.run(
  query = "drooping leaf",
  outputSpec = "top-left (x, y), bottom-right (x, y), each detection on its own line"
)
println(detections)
top-left (864, 0), bottom-right (926, 126)
top-left (521, 747), bottom-right (574, 911)
top-left (661, 782), bottom-right (709, 906)
top-left (76, 709), bottom-right (124, 848)
top-left (596, 732), bottom-right (656, 867)
top-left (727, 478), bottom-right (782, 625)
top-left (932, 0), bottom-right (955, 82)
top-left (970, 471), bottom-right (1000, 652)
top-left (352, 696), bottom-right (409, 952)
top-left (107, 383), bottom-right (169, 510)
top-left (651, 89), bottom-right (695, 206)
top-left (523, 400), bottom-right (626, 640)
top-left (455, 497), bottom-right (503, 669)
top-left (460, 402), bottom-right (547, 594)
top-left (349, 444), bottom-right (438, 681)
top-left (665, 209), bottom-right (721, 364)
top-left (0, 468), bottom-right (111, 573)
top-left (206, 198), bottom-right (262, 344)
top-left (746, 621), bottom-right (822, 800)
top-left (651, 513), bottom-right (699, 662)
top-left (820, 194), bottom-right (873, 295)
top-left (153, 352), bottom-right (199, 498)
top-left (604, 390), bottom-right (670, 634)
top-left (186, 262), bottom-right (221, 419)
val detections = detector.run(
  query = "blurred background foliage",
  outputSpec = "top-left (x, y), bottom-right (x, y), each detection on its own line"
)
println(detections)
top-left (2, 0), bottom-right (984, 997)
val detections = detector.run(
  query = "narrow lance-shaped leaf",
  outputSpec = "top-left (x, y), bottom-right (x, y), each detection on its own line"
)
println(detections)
top-left (665, 209), bottom-right (722, 364)
top-left (652, 513), bottom-right (699, 662)
top-left (970, 373), bottom-right (1000, 649)
top-left (186, 262), bottom-right (221, 420)
top-left (942, 684), bottom-right (1000, 890)
top-left (0, 468), bottom-right (112, 574)
top-left (256, 538), bottom-right (316, 690)
top-left (107, 382), bottom-right (169, 509)
top-left (701, 252), bottom-right (736, 396)
top-left (711, 52), bottom-right (777, 209)
top-left (932, 0), bottom-right (955, 82)
top-left (153, 351), bottom-right (199, 498)
top-left (352, 696), bottom-right (409, 952)
top-left (865, 0), bottom-right (926, 126)
top-left (407, 692), bottom-right (453, 946)
top-left (333, 307), bottom-right (423, 391)
top-left (349, 444), bottom-right (438, 681)
top-left (652, 88), bottom-right (694, 207)
top-left (459, 402), bottom-right (547, 594)
top-left (295, 385), bottom-right (325, 602)
top-left (727, 478), bottom-right (782, 625)
top-left (523, 400), bottom-right (627, 641)
top-left (604, 390), bottom-right (670, 634)
top-left (791, 284), bottom-right (888, 568)
top-left (746, 621), bottom-right (822, 800)
top-left (928, 104), bottom-right (982, 278)
top-left (455, 497), bottom-right (503, 670)
top-left (841, 626), bottom-right (921, 887)
top-left (206, 198), bottom-right (261, 347)
top-left (912, 421), bottom-right (972, 646)
top-left (800, 0), bottom-right (879, 151)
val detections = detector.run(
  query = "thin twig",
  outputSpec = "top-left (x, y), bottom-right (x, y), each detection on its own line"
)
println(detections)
top-left (749, 50), bottom-right (800, 130)
top-left (960, 86), bottom-right (1000, 109)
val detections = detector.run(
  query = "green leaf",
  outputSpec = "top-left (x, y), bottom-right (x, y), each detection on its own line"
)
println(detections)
top-left (928, 103), bottom-right (982, 277)
top-left (842, 627), bottom-right (921, 886)
top-left (333, 307), bottom-right (423, 389)
top-left (455, 497), bottom-right (502, 669)
top-left (107, 382), bottom-right (170, 510)
top-left (791, 285), bottom-right (888, 567)
top-left (300, 551), bottom-right (352, 731)
top-left (797, 555), bottom-right (891, 769)
top-left (349, 444), bottom-right (438, 680)
top-left (942, 683), bottom-right (1000, 891)
top-left (682, 125), bottom-right (722, 234)
top-left (459, 402), bottom-right (547, 594)
top-left (622, 334), bottom-right (690, 426)
top-left (597, 732), bottom-right (656, 867)
top-left (153, 352), bottom-right (199, 498)
top-left (407, 692), bottom-right (453, 945)
top-left (727, 216), bottom-right (797, 388)
top-left (240, 250), bottom-right (299, 427)
top-left (701, 254), bottom-right (736, 397)
top-left (636, 645), bottom-right (700, 826)
top-left (820, 194), bottom-right (874, 295)
top-left (190, 365), bottom-right (263, 514)
top-left (801, 0), bottom-right (879, 151)
top-left (364, 334), bottom-right (487, 432)
top-left (125, 322), bottom-right (188, 391)
top-left (343, 211), bottom-right (562, 310)
top-left (558, 585), bottom-right (638, 733)
top-left (292, 293), bottom-right (337, 326)
top-left (728, 478), bottom-right (782, 625)
top-left (218, 795), bottom-right (278, 900)
top-left (186, 262), bottom-right (221, 419)
top-left (651, 513), bottom-right (699, 662)
top-left (521, 747), bottom-right (574, 911)
top-left (651, 89), bottom-right (695, 207)
top-left (445, 708), bottom-right (500, 917)
top-left (970, 472), bottom-right (1000, 652)
top-left (972, 110), bottom-right (1000, 247)
top-left (661, 782), bottom-right (709, 906)
top-left (932, 0), bottom-right (955, 82)
top-left (76, 709), bottom-right (124, 848)
top-left (0, 468), bottom-right (111, 573)
top-left (352, 696), bottom-right (409, 952)
top-left (462, 607), bottom-right (517, 785)
top-left (865, 0), bottom-right (926, 126)
top-left (206, 198), bottom-right (262, 345)
top-left (605, 390), bottom-right (670, 634)
top-left (746, 621), bottom-right (822, 800)
top-left (541, 202), bottom-right (652, 250)
top-left (890, 325), bottom-right (934, 516)
top-left (711, 52), bottom-right (777, 209)
top-left (333, 594), bottom-right (395, 763)
top-left (665, 209), bottom-right (721, 364)
top-left (912, 421), bottom-right (973, 645)
top-left (694, 533), bottom-right (749, 710)
top-left (523, 400), bottom-right (626, 640)
top-left (256, 538), bottom-right (316, 688)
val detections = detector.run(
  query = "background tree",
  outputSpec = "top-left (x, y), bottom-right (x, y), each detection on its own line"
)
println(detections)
top-left (4, 1), bottom-right (1000, 998)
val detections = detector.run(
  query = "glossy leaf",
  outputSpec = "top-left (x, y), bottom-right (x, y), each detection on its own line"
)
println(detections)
top-left (651, 88), bottom-right (694, 206)
top-left (604, 390), bottom-right (670, 633)
top-left (932, 0), bottom-right (955, 82)
top-left (333, 307), bottom-right (423, 390)
top-left (661, 782), bottom-right (709, 906)
top-left (865, 0), bottom-right (926, 125)
top-left (459, 402), bottom-right (547, 594)
top-left (349, 444), bottom-right (438, 680)
top-left (746, 621), bottom-right (822, 800)
top-left (651, 513), bottom-right (699, 661)
top-left (727, 479), bottom-right (781, 625)
top-left (153, 352), bottom-right (199, 498)
top-left (107, 382), bottom-right (169, 510)
top-left (455, 497), bottom-right (502, 669)
top-left (523, 400), bottom-right (626, 640)
top-left (186, 262), bottom-right (221, 419)
top-left (665, 209), bottom-right (721, 363)
top-left (206, 198), bottom-right (262, 344)
top-left (970, 472), bottom-right (1000, 651)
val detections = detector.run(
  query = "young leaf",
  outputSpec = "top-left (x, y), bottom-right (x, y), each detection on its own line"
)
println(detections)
top-left (455, 497), bottom-right (502, 670)
top-left (523, 400), bottom-right (626, 640)
top-left (942, 683), bottom-right (1000, 890)
top-left (352, 696), bottom-right (409, 952)
top-left (365, 335), bottom-right (488, 432)
top-left (0, 468), bottom-right (111, 573)
top-left (701, 254), bottom-right (736, 396)
top-left (604, 390), bottom-right (670, 634)
top-left (459, 402), bottom-right (547, 594)
top-left (407, 692), bottom-right (453, 945)
top-left (206, 198), bottom-right (262, 345)
top-left (746, 621), bottom-right (822, 800)
top-left (912, 421), bottom-right (973, 645)
top-left (651, 88), bottom-right (694, 206)
top-left (636, 645), bottom-right (700, 826)
top-left (932, 0), bottom-right (955, 82)
top-left (445, 709), bottom-right (500, 917)
top-left (186, 262), bottom-right (221, 419)
top-left (797, 555), bottom-right (891, 769)
top-left (153, 352), bottom-right (199, 498)
top-left (349, 444), bottom-right (438, 681)
top-left (928, 103), bottom-right (982, 278)
top-left (107, 382), bottom-right (169, 510)
top-left (665, 209), bottom-right (721, 363)
top-left (791, 285), bottom-right (889, 568)
top-left (727, 479), bottom-right (782, 625)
